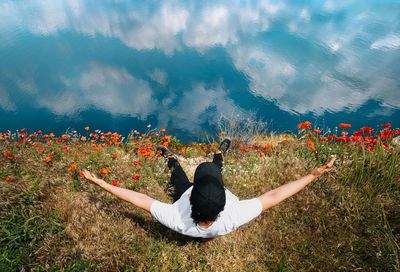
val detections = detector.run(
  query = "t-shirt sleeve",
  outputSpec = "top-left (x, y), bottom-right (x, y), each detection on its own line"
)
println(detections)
top-left (234, 198), bottom-right (263, 227)
top-left (150, 200), bottom-right (179, 230)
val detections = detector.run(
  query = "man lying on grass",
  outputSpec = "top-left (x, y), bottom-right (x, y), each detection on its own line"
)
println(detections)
top-left (82, 139), bottom-right (336, 238)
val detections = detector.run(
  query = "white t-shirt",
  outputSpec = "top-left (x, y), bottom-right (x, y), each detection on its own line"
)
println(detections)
top-left (150, 186), bottom-right (262, 238)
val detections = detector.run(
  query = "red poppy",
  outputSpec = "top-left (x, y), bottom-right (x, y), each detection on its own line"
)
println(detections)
top-left (366, 145), bottom-right (375, 152)
top-left (112, 153), bottom-right (118, 159)
top-left (133, 161), bottom-right (141, 166)
top-left (313, 129), bottom-right (322, 134)
top-left (133, 173), bottom-right (141, 180)
top-left (4, 177), bottom-right (13, 182)
top-left (339, 123), bottom-right (351, 129)
top-left (360, 127), bottom-right (374, 134)
top-left (297, 121), bottom-right (312, 130)
top-left (159, 128), bottom-right (166, 133)
top-left (318, 137), bottom-right (327, 141)
top-left (381, 123), bottom-right (392, 128)
top-left (111, 180), bottom-right (118, 186)
top-left (327, 135), bottom-right (334, 141)
top-left (382, 142), bottom-right (390, 149)
top-left (379, 130), bottom-right (393, 139)
top-left (79, 171), bottom-right (85, 177)
top-left (258, 152), bottom-right (264, 158)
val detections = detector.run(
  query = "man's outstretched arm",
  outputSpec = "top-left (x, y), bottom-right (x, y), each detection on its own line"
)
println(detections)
top-left (257, 155), bottom-right (336, 212)
top-left (82, 170), bottom-right (155, 213)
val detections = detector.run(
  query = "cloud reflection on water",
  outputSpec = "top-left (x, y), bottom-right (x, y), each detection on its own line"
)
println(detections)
top-left (0, 0), bottom-right (399, 131)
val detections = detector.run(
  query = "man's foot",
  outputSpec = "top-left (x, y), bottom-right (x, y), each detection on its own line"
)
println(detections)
top-left (157, 145), bottom-right (176, 159)
top-left (219, 138), bottom-right (231, 155)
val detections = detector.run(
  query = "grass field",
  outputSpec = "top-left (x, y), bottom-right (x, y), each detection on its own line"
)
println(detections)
top-left (0, 125), bottom-right (399, 271)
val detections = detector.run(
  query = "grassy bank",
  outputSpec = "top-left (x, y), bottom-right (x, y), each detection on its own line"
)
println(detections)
top-left (0, 126), bottom-right (399, 271)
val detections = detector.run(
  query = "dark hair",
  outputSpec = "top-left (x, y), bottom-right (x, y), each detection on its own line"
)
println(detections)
top-left (189, 194), bottom-right (219, 224)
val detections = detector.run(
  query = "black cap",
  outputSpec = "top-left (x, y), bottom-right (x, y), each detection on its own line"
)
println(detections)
top-left (191, 162), bottom-right (226, 220)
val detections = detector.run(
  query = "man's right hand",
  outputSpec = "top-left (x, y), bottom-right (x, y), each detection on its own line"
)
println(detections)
top-left (82, 169), bottom-right (104, 185)
top-left (311, 155), bottom-right (336, 177)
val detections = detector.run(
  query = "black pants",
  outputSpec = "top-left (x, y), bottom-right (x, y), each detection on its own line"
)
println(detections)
top-left (168, 154), bottom-right (223, 202)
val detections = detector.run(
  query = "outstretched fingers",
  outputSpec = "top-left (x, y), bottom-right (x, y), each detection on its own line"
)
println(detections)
top-left (324, 155), bottom-right (337, 169)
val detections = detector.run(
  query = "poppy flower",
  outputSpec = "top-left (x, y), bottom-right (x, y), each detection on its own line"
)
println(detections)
top-left (381, 123), bottom-right (392, 128)
top-left (318, 137), bottom-right (327, 141)
top-left (100, 168), bottom-right (110, 175)
top-left (4, 177), bottom-right (13, 182)
top-left (379, 130), bottom-right (393, 139)
top-left (3, 151), bottom-right (11, 157)
top-left (84, 126), bottom-right (90, 131)
top-left (112, 153), bottom-right (118, 159)
top-left (327, 135), bottom-right (334, 141)
top-left (159, 128), bottom-right (166, 133)
top-left (133, 161), bottom-right (141, 166)
top-left (308, 140), bottom-right (316, 152)
top-left (360, 127), bottom-right (374, 134)
top-left (313, 129), bottom-right (322, 134)
top-left (339, 123), bottom-right (351, 129)
top-left (68, 162), bottom-right (78, 172)
top-left (133, 173), bottom-right (141, 180)
top-left (79, 171), bottom-right (85, 177)
top-left (297, 121), bottom-right (312, 130)
top-left (111, 180), bottom-right (118, 186)
top-left (366, 145), bottom-right (375, 152)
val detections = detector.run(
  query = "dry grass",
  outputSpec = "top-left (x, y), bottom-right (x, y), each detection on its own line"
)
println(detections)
top-left (1, 134), bottom-right (399, 271)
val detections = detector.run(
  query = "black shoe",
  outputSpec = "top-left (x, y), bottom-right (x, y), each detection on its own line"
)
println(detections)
top-left (219, 138), bottom-right (231, 155)
top-left (157, 145), bottom-right (176, 158)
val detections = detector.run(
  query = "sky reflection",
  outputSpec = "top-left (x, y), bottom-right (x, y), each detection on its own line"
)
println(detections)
top-left (0, 0), bottom-right (399, 137)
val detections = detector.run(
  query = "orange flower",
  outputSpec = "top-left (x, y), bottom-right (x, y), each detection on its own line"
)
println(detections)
top-left (81, 136), bottom-right (87, 141)
top-left (112, 153), bottom-right (118, 159)
top-left (79, 171), bottom-right (85, 177)
top-left (133, 173), bottom-right (141, 180)
top-left (262, 143), bottom-right (273, 152)
top-left (111, 180), bottom-right (118, 186)
top-left (68, 162), bottom-right (78, 172)
top-left (298, 121), bottom-right (312, 130)
top-left (162, 136), bottom-right (171, 142)
top-left (308, 140), bottom-right (316, 152)
top-left (100, 168), bottom-right (110, 175)
top-left (339, 123), bottom-right (351, 129)
top-left (159, 128), bottom-right (166, 133)
top-left (84, 126), bottom-right (90, 131)
top-left (313, 129), bottom-right (321, 134)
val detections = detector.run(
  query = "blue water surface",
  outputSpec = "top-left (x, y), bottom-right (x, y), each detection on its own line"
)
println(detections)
top-left (0, 0), bottom-right (399, 141)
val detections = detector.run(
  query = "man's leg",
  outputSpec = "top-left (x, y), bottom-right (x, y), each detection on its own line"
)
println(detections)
top-left (168, 157), bottom-right (192, 202)
top-left (212, 152), bottom-right (223, 171)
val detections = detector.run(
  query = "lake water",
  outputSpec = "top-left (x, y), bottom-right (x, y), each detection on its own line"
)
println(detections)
top-left (1, 0), bottom-right (399, 141)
